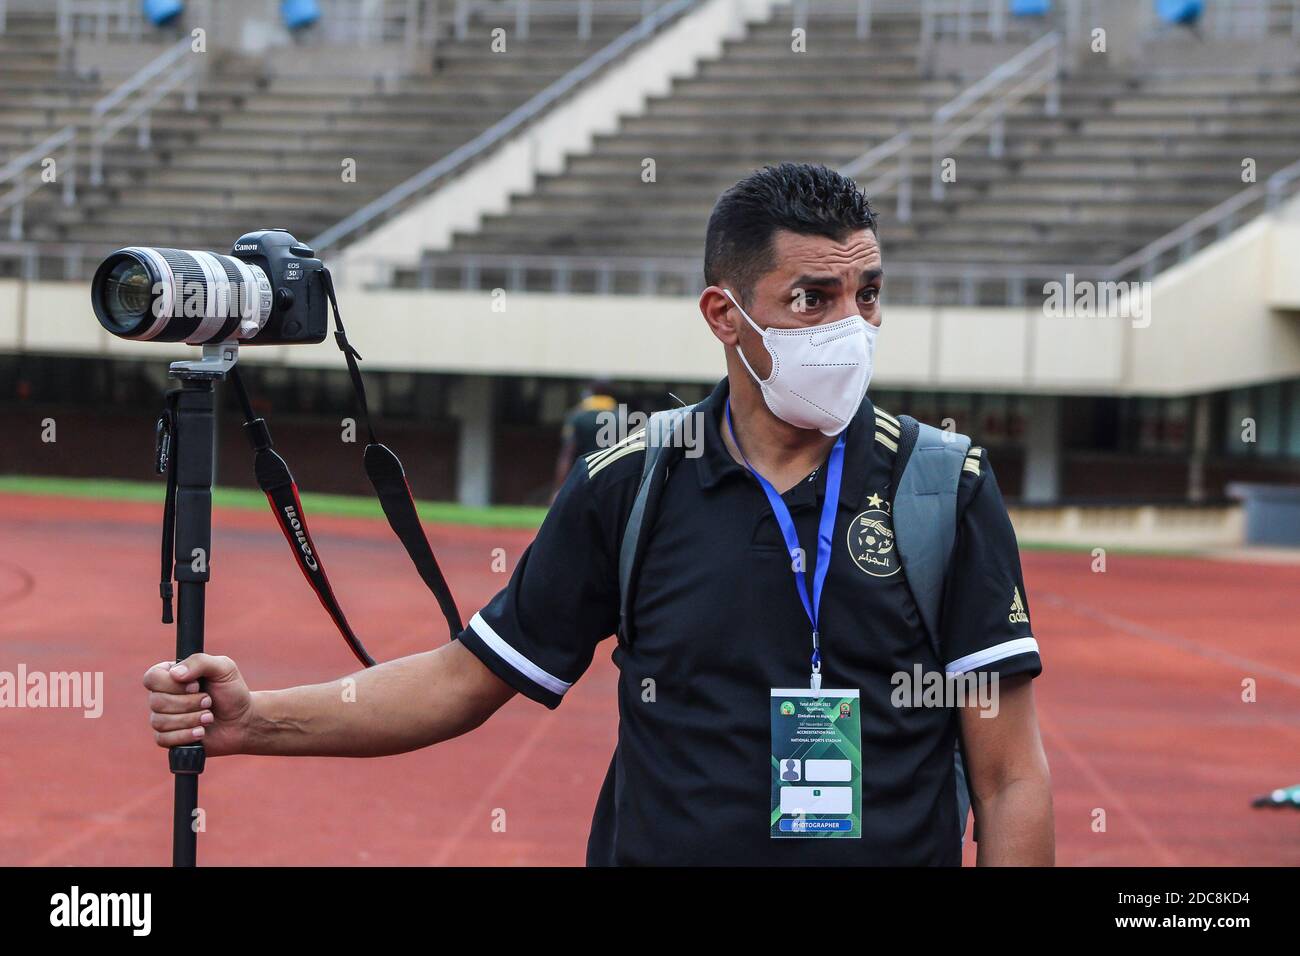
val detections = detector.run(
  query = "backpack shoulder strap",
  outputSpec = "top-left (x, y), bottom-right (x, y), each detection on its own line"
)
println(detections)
top-left (617, 404), bottom-right (697, 644)
top-left (890, 416), bottom-right (971, 659)
top-left (889, 416), bottom-right (975, 848)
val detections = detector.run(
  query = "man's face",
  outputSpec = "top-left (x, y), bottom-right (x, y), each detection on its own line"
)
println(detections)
top-left (732, 229), bottom-right (882, 380)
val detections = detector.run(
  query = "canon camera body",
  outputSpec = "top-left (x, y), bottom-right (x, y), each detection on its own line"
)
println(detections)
top-left (91, 229), bottom-right (328, 346)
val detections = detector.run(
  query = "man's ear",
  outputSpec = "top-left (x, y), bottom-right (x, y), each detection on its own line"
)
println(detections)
top-left (700, 286), bottom-right (740, 347)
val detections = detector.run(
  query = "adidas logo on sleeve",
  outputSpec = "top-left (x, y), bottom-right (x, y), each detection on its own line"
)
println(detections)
top-left (1008, 586), bottom-right (1030, 625)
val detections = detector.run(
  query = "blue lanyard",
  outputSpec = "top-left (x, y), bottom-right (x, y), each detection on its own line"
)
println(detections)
top-left (725, 399), bottom-right (845, 689)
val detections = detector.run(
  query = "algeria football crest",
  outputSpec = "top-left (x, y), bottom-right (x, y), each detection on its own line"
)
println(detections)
top-left (848, 493), bottom-right (900, 578)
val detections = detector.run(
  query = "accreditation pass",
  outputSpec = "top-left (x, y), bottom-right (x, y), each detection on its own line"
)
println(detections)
top-left (770, 688), bottom-right (862, 838)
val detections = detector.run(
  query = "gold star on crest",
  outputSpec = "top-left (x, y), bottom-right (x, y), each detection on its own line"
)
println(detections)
top-left (866, 493), bottom-right (884, 509)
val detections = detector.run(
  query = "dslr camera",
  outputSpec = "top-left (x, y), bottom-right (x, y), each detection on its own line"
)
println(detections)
top-left (91, 228), bottom-right (328, 346)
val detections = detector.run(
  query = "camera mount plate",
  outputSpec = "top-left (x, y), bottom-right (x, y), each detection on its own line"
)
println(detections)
top-left (169, 341), bottom-right (239, 381)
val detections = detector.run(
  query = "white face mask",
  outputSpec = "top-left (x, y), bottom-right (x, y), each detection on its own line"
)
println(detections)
top-left (724, 288), bottom-right (877, 436)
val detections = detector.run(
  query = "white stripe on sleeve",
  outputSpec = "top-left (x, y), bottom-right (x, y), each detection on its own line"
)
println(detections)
top-left (468, 611), bottom-right (573, 696)
top-left (945, 637), bottom-right (1040, 675)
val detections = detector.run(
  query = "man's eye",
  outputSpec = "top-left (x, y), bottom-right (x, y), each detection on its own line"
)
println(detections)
top-left (861, 288), bottom-right (880, 304)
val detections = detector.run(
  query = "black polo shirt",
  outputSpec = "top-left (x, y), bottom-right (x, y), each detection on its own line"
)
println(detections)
top-left (561, 394), bottom-right (620, 459)
top-left (457, 377), bottom-right (1041, 865)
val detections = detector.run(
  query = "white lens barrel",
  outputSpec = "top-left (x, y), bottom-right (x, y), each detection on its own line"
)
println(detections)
top-left (113, 247), bottom-right (273, 343)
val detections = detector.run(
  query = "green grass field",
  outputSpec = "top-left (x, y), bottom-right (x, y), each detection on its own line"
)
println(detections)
top-left (0, 476), bottom-right (549, 529)
top-left (0, 475), bottom-right (1205, 555)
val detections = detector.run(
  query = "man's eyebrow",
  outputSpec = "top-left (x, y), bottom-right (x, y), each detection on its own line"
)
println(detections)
top-left (789, 274), bottom-right (842, 289)
top-left (787, 268), bottom-right (884, 290)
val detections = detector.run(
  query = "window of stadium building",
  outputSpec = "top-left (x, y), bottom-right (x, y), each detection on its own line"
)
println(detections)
top-left (1223, 381), bottom-right (1300, 460)
top-left (869, 392), bottom-right (1027, 447)
top-left (1135, 397), bottom-right (1191, 456)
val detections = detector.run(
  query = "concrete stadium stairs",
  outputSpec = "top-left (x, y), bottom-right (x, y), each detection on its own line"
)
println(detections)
top-left (1, 2), bottom-right (649, 268)
top-left (404, 2), bottom-right (1300, 296)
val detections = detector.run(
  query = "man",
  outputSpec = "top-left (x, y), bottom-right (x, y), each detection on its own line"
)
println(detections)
top-left (551, 379), bottom-right (620, 498)
top-left (144, 163), bottom-right (1053, 866)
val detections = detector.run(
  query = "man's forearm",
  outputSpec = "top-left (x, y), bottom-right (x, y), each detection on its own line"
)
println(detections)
top-left (973, 775), bottom-right (1055, 865)
top-left (243, 641), bottom-right (511, 758)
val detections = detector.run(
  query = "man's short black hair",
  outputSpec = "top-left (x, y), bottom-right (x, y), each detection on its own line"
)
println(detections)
top-left (704, 163), bottom-right (877, 302)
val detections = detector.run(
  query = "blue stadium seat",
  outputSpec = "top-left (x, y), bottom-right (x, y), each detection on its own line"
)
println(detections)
top-left (281, 0), bottom-right (321, 30)
top-left (1156, 0), bottom-right (1204, 25)
top-left (1010, 0), bottom-right (1052, 15)
top-left (143, 0), bottom-right (184, 27)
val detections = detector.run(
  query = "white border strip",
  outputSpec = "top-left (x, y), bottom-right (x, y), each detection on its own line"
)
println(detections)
top-left (946, 637), bottom-right (1040, 675)
top-left (469, 611), bottom-right (572, 697)
top-left (189, 250), bottom-right (230, 343)
top-left (232, 259), bottom-right (272, 336)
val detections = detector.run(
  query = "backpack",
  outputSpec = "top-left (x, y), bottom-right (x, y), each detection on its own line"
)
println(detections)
top-left (616, 403), bottom-right (975, 845)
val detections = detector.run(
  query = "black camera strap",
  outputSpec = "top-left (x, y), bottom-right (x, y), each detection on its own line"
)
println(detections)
top-left (156, 270), bottom-right (464, 668)
top-left (156, 391), bottom-right (180, 626)
top-left (319, 267), bottom-right (464, 652)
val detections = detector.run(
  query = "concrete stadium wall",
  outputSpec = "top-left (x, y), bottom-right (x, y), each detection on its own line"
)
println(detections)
top-left (1128, 205), bottom-right (1300, 396)
top-left (5, 199), bottom-right (1300, 396)
top-left (1008, 504), bottom-right (1244, 551)
top-left (0, 279), bottom-right (1269, 395)
top-left (1, 282), bottom-right (1118, 391)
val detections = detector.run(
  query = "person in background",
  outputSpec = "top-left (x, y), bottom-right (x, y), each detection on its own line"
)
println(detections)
top-left (552, 379), bottom-right (619, 499)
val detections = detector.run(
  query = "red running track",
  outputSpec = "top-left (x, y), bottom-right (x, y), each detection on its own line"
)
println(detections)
top-left (0, 492), bottom-right (1296, 866)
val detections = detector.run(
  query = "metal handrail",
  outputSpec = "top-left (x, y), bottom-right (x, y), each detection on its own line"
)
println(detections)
top-left (1266, 159), bottom-right (1300, 208)
top-left (8, 151), bottom-right (1300, 302)
top-left (310, 0), bottom-right (700, 252)
top-left (919, 0), bottom-right (1009, 45)
top-left (791, 0), bottom-right (1013, 45)
top-left (840, 130), bottom-right (914, 222)
top-left (413, 250), bottom-right (700, 293)
top-left (0, 240), bottom-right (96, 281)
top-left (930, 30), bottom-right (1060, 200)
top-left (383, 156), bottom-right (1300, 298)
top-left (297, 0), bottom-right (442, 48)
top-left (1206, 0), bottom-right (1300, 38)
top-left (89, 36), bottom-right (202, 185)
top-left (92, 35), bottom-right (191, 116)
top-left (454, 0), bottom-right (671, 40)
top-left (344, 249), bottom-right (1112, 303)
top-left (933, 30), bottom-right (1057, 125)
top-left (840, 32), bottom-right (1062, 220)
top-left (340, 147), bottom-right (1300, 297)
top-left (57, 0), bottom-right (141, 43)
top-left (0, 126), bottom-right (78, 240)
top-left (1104, 157), bottom-right (1300, 282)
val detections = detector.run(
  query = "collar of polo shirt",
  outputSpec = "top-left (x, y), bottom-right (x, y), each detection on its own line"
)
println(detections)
top-left (692, 377), bottom-right (877, 511)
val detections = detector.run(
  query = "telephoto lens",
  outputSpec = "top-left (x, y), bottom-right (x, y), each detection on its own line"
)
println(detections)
top-left (92, 247), bottom-right (274, 343)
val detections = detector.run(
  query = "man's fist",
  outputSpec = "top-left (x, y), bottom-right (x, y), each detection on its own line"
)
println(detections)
top-left (143, 654), bottom-right (252, 757)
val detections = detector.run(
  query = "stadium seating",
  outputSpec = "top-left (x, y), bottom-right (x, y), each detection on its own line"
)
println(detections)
top-left (5, 0), bottom-right (1299, 299)
top-left (2, 1), bottom-right (653, 268)
top-left (400, 2), bottom-right (1300, 299)
top-left (0, 7), bottom-right (96, 150)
